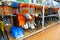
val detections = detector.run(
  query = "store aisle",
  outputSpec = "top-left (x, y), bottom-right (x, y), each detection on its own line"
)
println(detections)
top-left (25, 23), bottom-right (60, 40)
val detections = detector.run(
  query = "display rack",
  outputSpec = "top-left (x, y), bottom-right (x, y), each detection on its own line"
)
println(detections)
top-left (0, 0), bottom-right (60, 40)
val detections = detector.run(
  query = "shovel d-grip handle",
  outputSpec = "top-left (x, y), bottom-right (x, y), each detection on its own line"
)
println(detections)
top-left (0, 21), bottom-right (4, 35)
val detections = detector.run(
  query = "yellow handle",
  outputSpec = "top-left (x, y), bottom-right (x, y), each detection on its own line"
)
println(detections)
top-left (0, 21), bottom-right (4, 35)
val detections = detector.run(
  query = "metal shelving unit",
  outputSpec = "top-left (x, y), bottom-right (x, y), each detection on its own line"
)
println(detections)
top-left (19, 21), bottom-right (60, 40)
top-left (0, 0), bottom-right (60, 40)
top-left (15, 0), bottom-right (60, 40)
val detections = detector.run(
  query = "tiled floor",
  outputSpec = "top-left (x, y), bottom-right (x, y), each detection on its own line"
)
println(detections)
top-left (25, 23), bottom-right (60, 40)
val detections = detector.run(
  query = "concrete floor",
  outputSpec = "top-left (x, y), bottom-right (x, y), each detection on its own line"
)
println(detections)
top-left (25, 23), bottom-right (60, 40)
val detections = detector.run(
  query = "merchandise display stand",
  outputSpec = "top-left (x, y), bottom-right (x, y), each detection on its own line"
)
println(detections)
top-left (0, 0), bottom-right (60, 40)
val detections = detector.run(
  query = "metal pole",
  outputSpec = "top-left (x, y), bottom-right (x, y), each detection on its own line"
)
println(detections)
top-left (58, 8), bottom-right (60, 21)
top-left (42, 5), bottom-right (45, 28)
top-left (42, 0), bottom-right (47, 29)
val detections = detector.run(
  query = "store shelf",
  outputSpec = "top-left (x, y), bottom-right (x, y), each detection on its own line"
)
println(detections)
top-left (48, 14), bottom-right (58, 17)
top-left (4, 24), bottom-right (11, 26)
top-left (8, 25), bottom-right (42, 40)
top-left (44, 21), bottom-right (60, 29)
top-left (38, 14), bottom-right (58, 18)
top-left (10, 21), bottom-right (60, 40)
top-left (0, 1), bottom-right (59, 40)
top-left (44, 14), bottom-right (58, 17)
top-left (16, 27), bottom-right (43, 40)
top-left (4, 20), bottom-right (60, 40)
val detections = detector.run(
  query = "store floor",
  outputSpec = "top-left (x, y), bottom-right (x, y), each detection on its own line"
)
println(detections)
top-left (25, 23), bottom-right (60, 40)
